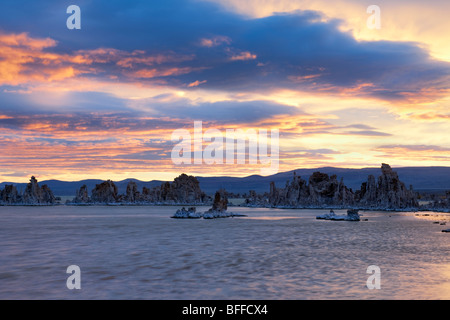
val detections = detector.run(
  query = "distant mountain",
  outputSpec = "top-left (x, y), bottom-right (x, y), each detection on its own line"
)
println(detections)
top-left (198, 166), bottom-right (450, 195)
top-left (1, 166), bottom-right (449, 197)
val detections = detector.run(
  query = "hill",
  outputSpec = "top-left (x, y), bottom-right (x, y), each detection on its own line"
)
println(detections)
top-left (1, 166), bottom-right (449, 197)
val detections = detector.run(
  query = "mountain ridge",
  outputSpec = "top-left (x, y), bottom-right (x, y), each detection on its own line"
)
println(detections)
top-left (1, 166), bottom-right (449, 196)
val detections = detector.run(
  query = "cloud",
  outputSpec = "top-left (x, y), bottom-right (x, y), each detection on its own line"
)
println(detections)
top-left (281, 148), bottom-right (341, 159)
top-left (376, 144), bottom-right (450, 152)
top-left (0, 32), bottom-right (200, 86)
top-left (187, 80), bottom-right (207, 87)
top-left (408, 113), bottom-right (450, 121)
top-left (0, 1), bottom-right (447, 104)
top-left (199, 36), bottom-right (231, 47)
top-left (204, 0), bottom-right (450, 62)
top-left (345, 124), bottom-right (377, 130)
top-left (344, 130), bottom-right (392, 137)
top-left (229, 51), bottom-right (257, 61)
top-left (0, 32), bottom-right (90, 85)
top-left (127, 95), bottom-right (304, 124)
top-left (374, 144), bottom-right (450, 162)
top-left (0, 0), bottom-right (448, 181)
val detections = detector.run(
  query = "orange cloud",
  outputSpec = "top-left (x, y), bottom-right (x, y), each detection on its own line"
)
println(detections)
top-left (229, 51), bottom-right (257, 61)
top-left (187, 80), bottom-right (207, 87)
top-left (288, 74), bottom-right (322, 82)
top-left (131, 67), bottom-right (194, 78)
top-left (408, 113), bottom-right (450, 121)
top-left (0, 32), bottom-right (199, 87)
top-left (0, 32), bottom-right (91, 85)
top-left (0, 32), bottom-right (56, 49)
top-left (374, 145), bottom-right (450, 162)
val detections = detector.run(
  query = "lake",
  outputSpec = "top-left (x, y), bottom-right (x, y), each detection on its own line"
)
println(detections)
top-left (0, 206), bottom-right (449, 300)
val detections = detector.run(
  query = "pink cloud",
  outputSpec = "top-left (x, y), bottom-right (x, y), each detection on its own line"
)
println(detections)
top-left (200, 36), bottom-right (231, 47)
top-left (187, 80), bottom-right (207, 87)
top-left (0, 32), bottom-right (198, 86)
top-left (229, 51), bottom-right (257, 61)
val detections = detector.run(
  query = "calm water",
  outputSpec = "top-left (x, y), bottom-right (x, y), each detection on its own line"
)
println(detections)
top-left (1, 206), bottom-right (450, 300)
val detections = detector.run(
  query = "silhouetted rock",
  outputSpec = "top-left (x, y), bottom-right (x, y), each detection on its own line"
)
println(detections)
top-left (356, 163), bottom-right (418, 210)
top-left (40, 184), bottom-right (56, 204)
top-left (0, 176), bottom-right (56, 205)
top-left (203, 190), bottom-right (246, 218)
top-left (67, 173), bottom-right (209, 205)
top-left (167, 173), bottom-right (205, 203)
top-left (171, 207), bottom-right (202, 219)
top-left (147, 174), bottom-right (207, 204)
top-left (265, 171), bottom-right (353, 208)
top-left (211, 190), bottom-right (228, 212)
top-left (316, 209), bottom-right (360, 221)
top-left (125, 181), bottom-right (140, 202)
top-left (247, 163), bottom-right (419, 211)
top-left (91, 180), bottom-right (118, 203)
top-left (22, 176), bottom-right (41, 204)
top-left (308, 173), bottom-right (354, 207)
top-left (72, 185), bottom-right (90, 203)
top-left (0, 185), bottom-right (19, 204)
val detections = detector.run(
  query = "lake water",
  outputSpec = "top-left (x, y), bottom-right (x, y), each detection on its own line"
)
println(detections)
top-left (1, 206), bottom-right (450, 300)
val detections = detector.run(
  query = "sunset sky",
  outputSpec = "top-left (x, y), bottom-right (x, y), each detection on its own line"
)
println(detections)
top-left (0, 0), bottom-right (449, 182)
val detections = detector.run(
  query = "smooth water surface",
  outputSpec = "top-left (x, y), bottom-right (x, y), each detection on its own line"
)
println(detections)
top-left (1, 206), bottom-right (450, 299)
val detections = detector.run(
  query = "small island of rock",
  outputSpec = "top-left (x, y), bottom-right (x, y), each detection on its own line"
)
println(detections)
top-left (171, 190), bottom-right (246, 219)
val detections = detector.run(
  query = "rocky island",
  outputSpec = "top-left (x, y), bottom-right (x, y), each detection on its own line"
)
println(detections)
top-left (70, 173), bottom-right (209, 205)
top-left (316, 209), bottom-right (361, 221)
top-left (244, 164), bottom-right (419, 211)
top-left (0, 176), bottom-right (56, 205)
top-left (171, 190), bottom-right (247, 219)
top-left (0, 164), bottom-right (448, 213)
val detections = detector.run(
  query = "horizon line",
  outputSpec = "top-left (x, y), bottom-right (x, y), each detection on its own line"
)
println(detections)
top-left (2, 164), bottom-right (450, 184)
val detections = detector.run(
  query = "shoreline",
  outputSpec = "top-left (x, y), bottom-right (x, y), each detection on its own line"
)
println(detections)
top-left (0, 202), bottom-right (448, 213)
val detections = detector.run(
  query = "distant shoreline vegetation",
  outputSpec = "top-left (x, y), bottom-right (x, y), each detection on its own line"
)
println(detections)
top-left (0, 164), bottom-right (449, 212)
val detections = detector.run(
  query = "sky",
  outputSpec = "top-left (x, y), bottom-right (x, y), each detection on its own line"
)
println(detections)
top-left (0, 0), bottom-right (449, 182)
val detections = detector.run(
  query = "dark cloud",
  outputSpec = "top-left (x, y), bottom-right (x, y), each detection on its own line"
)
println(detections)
top-left (345, 124), bottom-right (376, 130)
top-left (0, 90), bottom-right (128, 114)
top-left (0, 92), bottom-right (303, 131)
top-left (130, 95), bottom-right (303, 123)
top-left (0, 0), bottom-right (447, 102)
top-left (0, 111), bottom-right (187, 132)
top-left (24, 137), bottom-right (118, 146)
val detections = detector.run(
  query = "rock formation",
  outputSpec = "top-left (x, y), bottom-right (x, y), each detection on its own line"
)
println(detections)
top-left (144, 174), bottom-right (207, 204)
top-left (125, 181), bottom-right (140, 203)
top-left (265, 172), bottom-right (354, 208)
top-left (0, 176), bottom-right (56, 205)
top-left (203, 190), bottom-right (246, 218)
top-left (0, 184), bottom-right (19, 204)
top-left (91, 180), bottom-right (118, 203)
top-left (246, 163), bottom-right (419, 211)
top-left (160, 173), bottom-right (205, 204)
top-left (211, 190), bottom-right (228, 212)
top-left (316, 209), bottom-right (360, 221)
top-left (40, 184), bottom-right (56, 204)
top-left (69, 174), bottom-right (209, 205)
top-left (204, 191), bottom-right (229, 218)
top-left (355, 163), bottom-right (418, 210)
top-left (427, 191), bottom-right (450, 212)
top-left (22, 176), bottom-right (41, 204)
top-left (73, 185), bottom-right (90, 203)
top-left (171, 207), bottom-right (202, 219)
